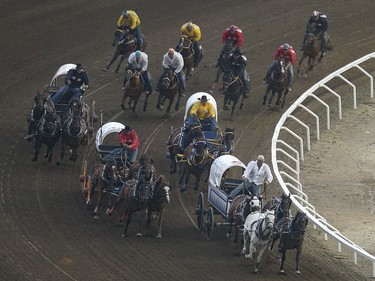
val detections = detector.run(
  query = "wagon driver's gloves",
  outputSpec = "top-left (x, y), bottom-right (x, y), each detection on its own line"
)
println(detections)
top-left (122, 144), bottom-right (129, 149)
top-left (67, 80), bottom-right (72, 85)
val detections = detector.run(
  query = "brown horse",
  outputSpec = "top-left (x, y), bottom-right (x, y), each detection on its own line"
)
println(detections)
top-left (56, 100), bottom-right (88, 165)
top-left (26, 92), bottom-right (46, 141)
top-left (226, 194), bottom-right (260, 244)
top-left (167, 123), bottom-right (204, 175)
top-left (121, 69), bottom-right (149, 113)
top-left (156, 68), bottom-right (181, 114)
top-left (32, 100), bottom-right (61, 162)
top-left (177, 35), bottom-right (202, 78)
top-left (262, 58), bottom-right (289, 109)
top-left (270, 210), bottom-right (308, 274)
top-left (103, 28), bottom-right (147, 73)
top-left (297, 32), bottom-right (333, 77)
top-left (106, 153), bottom-right (157, 216)
top-left (222, 71), bottom-right (245, 116)
top-left (86, 161), bottom-right (120, 219)
top-left (178, 139), bottom-right (214, 193)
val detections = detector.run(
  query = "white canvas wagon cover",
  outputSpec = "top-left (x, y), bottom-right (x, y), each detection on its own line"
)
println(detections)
top-left (208, 155), bottom-right (246, 188)
top-left (49, 63), bottom-right (76, 86)
top-left (95, 122), bottom-right (125, 152)
top-left (183, 92), bottom-right (218, 123)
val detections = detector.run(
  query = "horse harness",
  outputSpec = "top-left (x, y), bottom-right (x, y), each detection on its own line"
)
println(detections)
top-left (254, 213), bottom-right (274, 240)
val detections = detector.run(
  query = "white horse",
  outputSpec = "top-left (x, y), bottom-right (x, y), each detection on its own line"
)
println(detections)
top-left (242, 209), bottom-right (275, 273)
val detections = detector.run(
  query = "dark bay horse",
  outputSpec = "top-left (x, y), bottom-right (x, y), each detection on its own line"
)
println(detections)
top-left (262, 193), bottom-right (292, 224)
top-left (215, 127), bottom-right (235, 156)
top-left (121, 69), bottom-right (149, 113)
top-left (212, 40), bottom-right (233, 90)
top-left (297, 33), bottom-right (333, 77)
top-left (167, 123), bottom-right (204, 174)
top-left (26, 92), bottom-right (46, 142)
top-left (106, 153), bottom-right (157, 216)
top-left (144, 175), bottom-right (171, 238)
top-left (56, 100), bottom-right (88, 165)
top-left (270, 210), bottom-right (308, 274)
top-left (156, 68), bottom-right (181, 114)
top-left (262, 58), bottom-right (289, 109)
top-left (178, 35), bottom-right (202, 78)
top-left (103, 28), bottom-right (147, 73)
top-left (32, 100), bottom-right (61, 162)
top-left (178, 139), bottom-right (214, 193)
top-left (226, 194), bottom-right (260, 244)
top-left (222, 71), bottom-right (245, 116)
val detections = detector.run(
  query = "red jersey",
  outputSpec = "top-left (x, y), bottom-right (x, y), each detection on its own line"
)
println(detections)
top-left (118, 130), bottom-right (139, 151)
top-left (222, 27), bottom-right (243, 48)
top-left (274, 45), bottom-right (296, 64)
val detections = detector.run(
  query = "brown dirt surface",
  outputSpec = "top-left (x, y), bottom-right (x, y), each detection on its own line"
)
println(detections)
top-left (1, 0), bottom-right (375, 280)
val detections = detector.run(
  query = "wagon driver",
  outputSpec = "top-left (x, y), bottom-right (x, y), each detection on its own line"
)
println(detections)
top-left (228, 155), bottom-right (273, 199)
top-left (118, 125), bottom-right (139, 164)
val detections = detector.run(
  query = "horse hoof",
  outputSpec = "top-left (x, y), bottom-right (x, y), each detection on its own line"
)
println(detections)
top-left (122, 233), bottom-right (128, 238)
top-left (180, 187), bottom-right (187, 193)
top-left (137, 233), bottom-right (143, 237)
top-left (93, 215), bottom-right (99, 220)
top-left (156, 233), bottom-right (162, 239)
top-left (295, 271), bottom-right (301, 275)
top-left (102, 68), bottom-right (108, 72)
top-left (279, 270), bottom-right (286, 275)
top-left (252, 269), bottom-right (259, 274)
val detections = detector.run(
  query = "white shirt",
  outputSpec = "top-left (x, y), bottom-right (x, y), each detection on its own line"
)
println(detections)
top-left (242, 160), bottom-right (273, 185)
top-left (128, 51), bottom-right (148, 71)
top-left (162, 51), bottom-right (184, 74)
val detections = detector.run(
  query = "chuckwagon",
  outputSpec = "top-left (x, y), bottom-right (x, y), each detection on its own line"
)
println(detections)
top-left (196, 154), bottom-right (260, 240)
top-left (43, 63), bottom-right (96, 133)
top-left (80, 121), bottom-right (130, 200)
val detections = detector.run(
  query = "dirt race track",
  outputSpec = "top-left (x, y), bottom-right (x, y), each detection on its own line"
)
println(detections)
top-left (1, 0), bottom-right (375, 280)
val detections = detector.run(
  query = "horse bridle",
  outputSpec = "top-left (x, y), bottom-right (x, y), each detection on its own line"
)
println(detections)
top-left (255, 212), bottom-right (275, 240)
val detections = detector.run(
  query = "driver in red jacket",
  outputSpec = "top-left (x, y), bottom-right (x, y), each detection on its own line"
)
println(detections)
top-left (118, 125), bottom-right (139, 164)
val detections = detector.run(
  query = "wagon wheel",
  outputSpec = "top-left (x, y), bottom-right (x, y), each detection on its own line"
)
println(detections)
top-left (206, 207), bottom-right (215, 240)
top-left (195, 192), bottom-right (205, 231)
top-left (85, 176), bottom-right (91, 205)
top-left (81, 160), bottom-right (88, 193)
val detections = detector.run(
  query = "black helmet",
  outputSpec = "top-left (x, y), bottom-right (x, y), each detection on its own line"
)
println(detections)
top-left (233, 48), bottom-right (241, 56)
top-left (230, 25), bottom-right (236, 33)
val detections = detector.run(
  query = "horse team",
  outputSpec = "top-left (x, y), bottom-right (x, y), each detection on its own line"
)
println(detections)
top-left (25, 24), bottom-right (313, 274)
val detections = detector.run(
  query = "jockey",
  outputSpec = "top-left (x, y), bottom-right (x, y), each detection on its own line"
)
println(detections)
top-left (157, 48), bottom-right (185, 97)
top-left (122, 50), bottom-right (152, 95)
top-left (118, 125), bottom-right (139, 164)
top-left (263, 43), bottom-right (296, 91)
top-left (188, 95), bottom-right (216, 131)
top-left (117, 9), bottom-right (142, 50)
top-left (222, 25), bottom-right (243, 49)
top-left (50, 64), bottom-right (90, 103)
top-left (176, 21), bottom-right (202, 68)
top-left (227, 48), bottom-right (250, 98)
top-left (299, 10), bottom-right (328, 56)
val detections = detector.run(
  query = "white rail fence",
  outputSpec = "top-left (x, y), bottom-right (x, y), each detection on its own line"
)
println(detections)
top-left (271, 52), bottom-right (375, 277)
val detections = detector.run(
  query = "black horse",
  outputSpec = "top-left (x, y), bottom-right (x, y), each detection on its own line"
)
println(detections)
top-left (26, 92), bottom-right (46, 141)
top-left (178, 139), bottom-right (214, 193)
top-left (270, 210), bottom-right (309, 275)
top-left (262, 193), bottom-right (292, 224)
top-left (213, 40), bottom-right (234, 88)
top-left (166, 122), bottom-right (204, 175)
top-left (103, 28), bottom-right (147, 73)
top-left (156, 68), bottom-right (181, 114)
top-left (263, 58), bottom-right (289, 108)
top-left (222, 71), bottom-right (245, 116)
top-left (32, 100), bottom-right (61, 162)
top-left (56, 100), bottom-right (88, 165)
